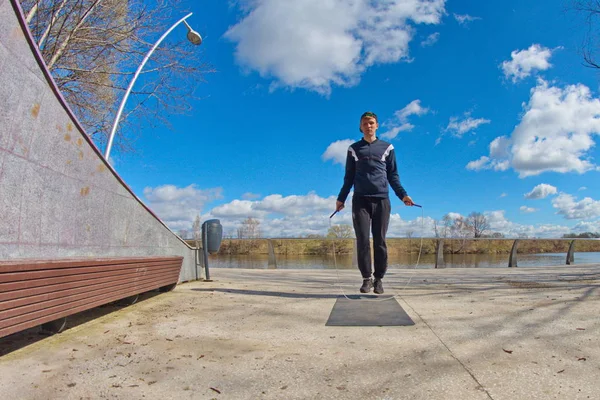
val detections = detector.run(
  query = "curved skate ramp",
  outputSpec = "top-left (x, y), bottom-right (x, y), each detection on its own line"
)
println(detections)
top-left (0, 0), bottom-right (197, 282)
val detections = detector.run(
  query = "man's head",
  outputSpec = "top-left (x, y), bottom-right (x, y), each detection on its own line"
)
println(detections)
top-left (359, 111), bottom-right (379, 140)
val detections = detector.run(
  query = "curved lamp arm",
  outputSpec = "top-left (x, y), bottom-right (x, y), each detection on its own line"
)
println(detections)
top-left (104, 12), bottom-right (200, 161)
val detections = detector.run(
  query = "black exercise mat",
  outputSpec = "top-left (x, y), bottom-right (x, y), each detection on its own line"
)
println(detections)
top-left (326, 295), bottom-right (415, 326)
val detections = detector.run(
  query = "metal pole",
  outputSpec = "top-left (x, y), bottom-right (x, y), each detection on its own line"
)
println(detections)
top-left (104, 12), bottom-right (194, 161)
top-left (202, 222), bottom-right (211, 281)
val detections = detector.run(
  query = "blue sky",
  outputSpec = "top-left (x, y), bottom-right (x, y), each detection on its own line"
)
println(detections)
top-left (111, 0), bottom-right (600, 238)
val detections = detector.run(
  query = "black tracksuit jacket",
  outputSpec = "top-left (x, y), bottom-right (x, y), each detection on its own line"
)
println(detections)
top-left (337, 138), bottom-right (408, 203)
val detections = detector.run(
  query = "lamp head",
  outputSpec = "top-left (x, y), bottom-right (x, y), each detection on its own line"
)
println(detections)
top-left (187, 29), bottom-right (202, 45)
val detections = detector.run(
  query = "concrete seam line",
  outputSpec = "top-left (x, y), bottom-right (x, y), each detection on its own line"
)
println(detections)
top-left (398, 295), bottom-right (495, 400)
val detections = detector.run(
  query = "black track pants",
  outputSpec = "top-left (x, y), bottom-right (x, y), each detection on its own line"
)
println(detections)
top-left (352, 196), bottom-right (391, 280)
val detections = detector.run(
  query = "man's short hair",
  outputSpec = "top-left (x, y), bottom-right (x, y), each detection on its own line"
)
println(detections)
top-left (360, 111), bottom-right (378, 122)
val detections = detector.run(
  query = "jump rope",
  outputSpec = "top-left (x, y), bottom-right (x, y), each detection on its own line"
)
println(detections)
top-left (328, 203), bottom-right (425, 302)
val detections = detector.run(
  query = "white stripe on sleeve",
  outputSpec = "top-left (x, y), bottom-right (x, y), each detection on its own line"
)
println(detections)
top-left (349, 146), bottom-right (358, 161)
top-left (381, 144), bottom-right (394, 161)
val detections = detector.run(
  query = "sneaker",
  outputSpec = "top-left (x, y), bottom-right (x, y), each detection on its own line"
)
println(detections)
top-left (374, 279), bottom-right (384, 294)
top-left (360, 278), bottom-right (373, 293)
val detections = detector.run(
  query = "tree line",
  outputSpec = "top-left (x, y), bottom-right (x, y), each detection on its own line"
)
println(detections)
top-left (229, 212), bottom-right (502, 239)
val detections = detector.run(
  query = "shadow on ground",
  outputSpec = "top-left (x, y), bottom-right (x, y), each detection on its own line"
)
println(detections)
top-left (0, 291), bottom-right (163, 357)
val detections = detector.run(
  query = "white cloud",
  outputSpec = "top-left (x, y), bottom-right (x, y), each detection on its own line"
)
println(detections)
top-left (445, 115), bottom-right (491, 138)
top-left (485, 210), bottom-right (570, 238)
top-left (501, 44), bottom-right (555, 82)
top-left (396, 99), bottom-right (430, 121)
top-left (381, 99), bottom-right (431, 139)
top-left (196, 191), bottom-right (439, 238)
top-left (211, 199), bottom-right (266, 219)
top-left (579, 186), bottom-right (587, 191)
top-left (552, 193), bottom-right (600, 220)
top-left (446, 212), bottom-right (463, 220)
top-left (520, 206), bottom-right (538, 213)
top-left (253, 192), bottom-right (333, 216)
top-left (201, 192), bottom-right (338, 237)
top-left (524, 183), bottom-right (558, 199)
top-left (466, 156), bottom-right (489, 171)
top-left (489, 136), bottom-right (511, 159)
top-left (143, 184), bottom-right (223, 231)
top-left (571, 220), bottom-right (600, 233)
top-left (242, 192), bottom-right (261, 200)
top-left (467, 136), bottom-right (511, 170)
top-left (421, 32), bottom-right (440, 47)
top-left (143, 184), bottom-right (595, 238)
top-left (225, 0), bottom-right (446, 94)
top-left (468, 80), bottom-right (600, 177)
top-left (322, 139), bottom-right (354, 165)
top-left (187, 195), bottom-right (596, 238)
top-left (210, 192), bottom-right (335, 219)
top-left (500, 193), bottom-right (508, 198)
top-left (387, 214), bottom-right (437, 237)
top-left (453, 13), bottom-right (481, 25)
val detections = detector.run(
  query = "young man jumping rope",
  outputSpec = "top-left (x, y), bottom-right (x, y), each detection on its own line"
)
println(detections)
top-left (336, 111), bottom-right (415, 294)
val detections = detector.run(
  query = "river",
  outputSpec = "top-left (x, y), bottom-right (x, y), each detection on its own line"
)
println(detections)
top-left (209, 252), bottom-right (600, 269)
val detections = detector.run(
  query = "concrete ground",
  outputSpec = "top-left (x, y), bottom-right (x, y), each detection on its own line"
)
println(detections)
top-left (1, 265), bottom-right (599, 400)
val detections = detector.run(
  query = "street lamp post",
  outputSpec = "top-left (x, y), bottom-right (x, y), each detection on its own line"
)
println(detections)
top-left (104, 12), bottom-right (202, 161)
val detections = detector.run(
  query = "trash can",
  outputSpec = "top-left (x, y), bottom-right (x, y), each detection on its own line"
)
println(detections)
top-left (203, 219), bottom-right (223, 254)
top-left (201, 219), bottom-right (223, 281)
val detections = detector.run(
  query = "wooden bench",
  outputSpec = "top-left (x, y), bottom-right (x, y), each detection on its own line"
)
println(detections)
top-left (0, 256), bottom-right (183, 338)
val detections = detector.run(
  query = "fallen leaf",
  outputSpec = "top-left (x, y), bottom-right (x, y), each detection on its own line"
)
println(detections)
top-left (210, 387), bottom-right (221, 394)
top-left (576, 328), bottom-right (585, 331)
top-left (166, 338), bottom-right (173, 342)
top-left (502, 349), bottom-right (513, 354)
top-left (67, 383), bottom-right (76, 387)
top-left (104, 330), bottom-right (110, 334)
top-left (197, 355), bottom-right (205, 360)
top-left (578, 357), bottom-right (587, 361)
top-left (557, 369), bottom-right (565, 373)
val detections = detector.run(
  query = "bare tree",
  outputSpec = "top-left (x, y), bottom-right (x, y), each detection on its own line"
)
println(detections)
top-left (406, 229), bottom-right (414, 254)
top-left (305, 233), bottom-right (325, 238)
top-left (192, 214), bottom-right (201, 247)
top-left (446, 215), bottom-right (472, 254)
top-left (485, 232), bottom-right (505, 238)
top-left (19, 0), bottom-right (212, 151)
top-left (441, 214), bottom-right (453, 238)
top-left (443, 214), bottom-right (471, 238)
top-left (237, 217), bottom-right (261, 239)
top-left (466, 212), bottom-right (490, 238)
top-left (178, 229), bottom-right (189, 239)
top-left (572, 0), bottom-right (600, 69)
top-left (327, 224), bottom-right (354, 239)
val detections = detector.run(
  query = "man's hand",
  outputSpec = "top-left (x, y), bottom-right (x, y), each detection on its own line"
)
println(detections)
top-left (336, 201), bottom-right (345, 211)
top-left (402, 196), bottom-right (415, 206)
